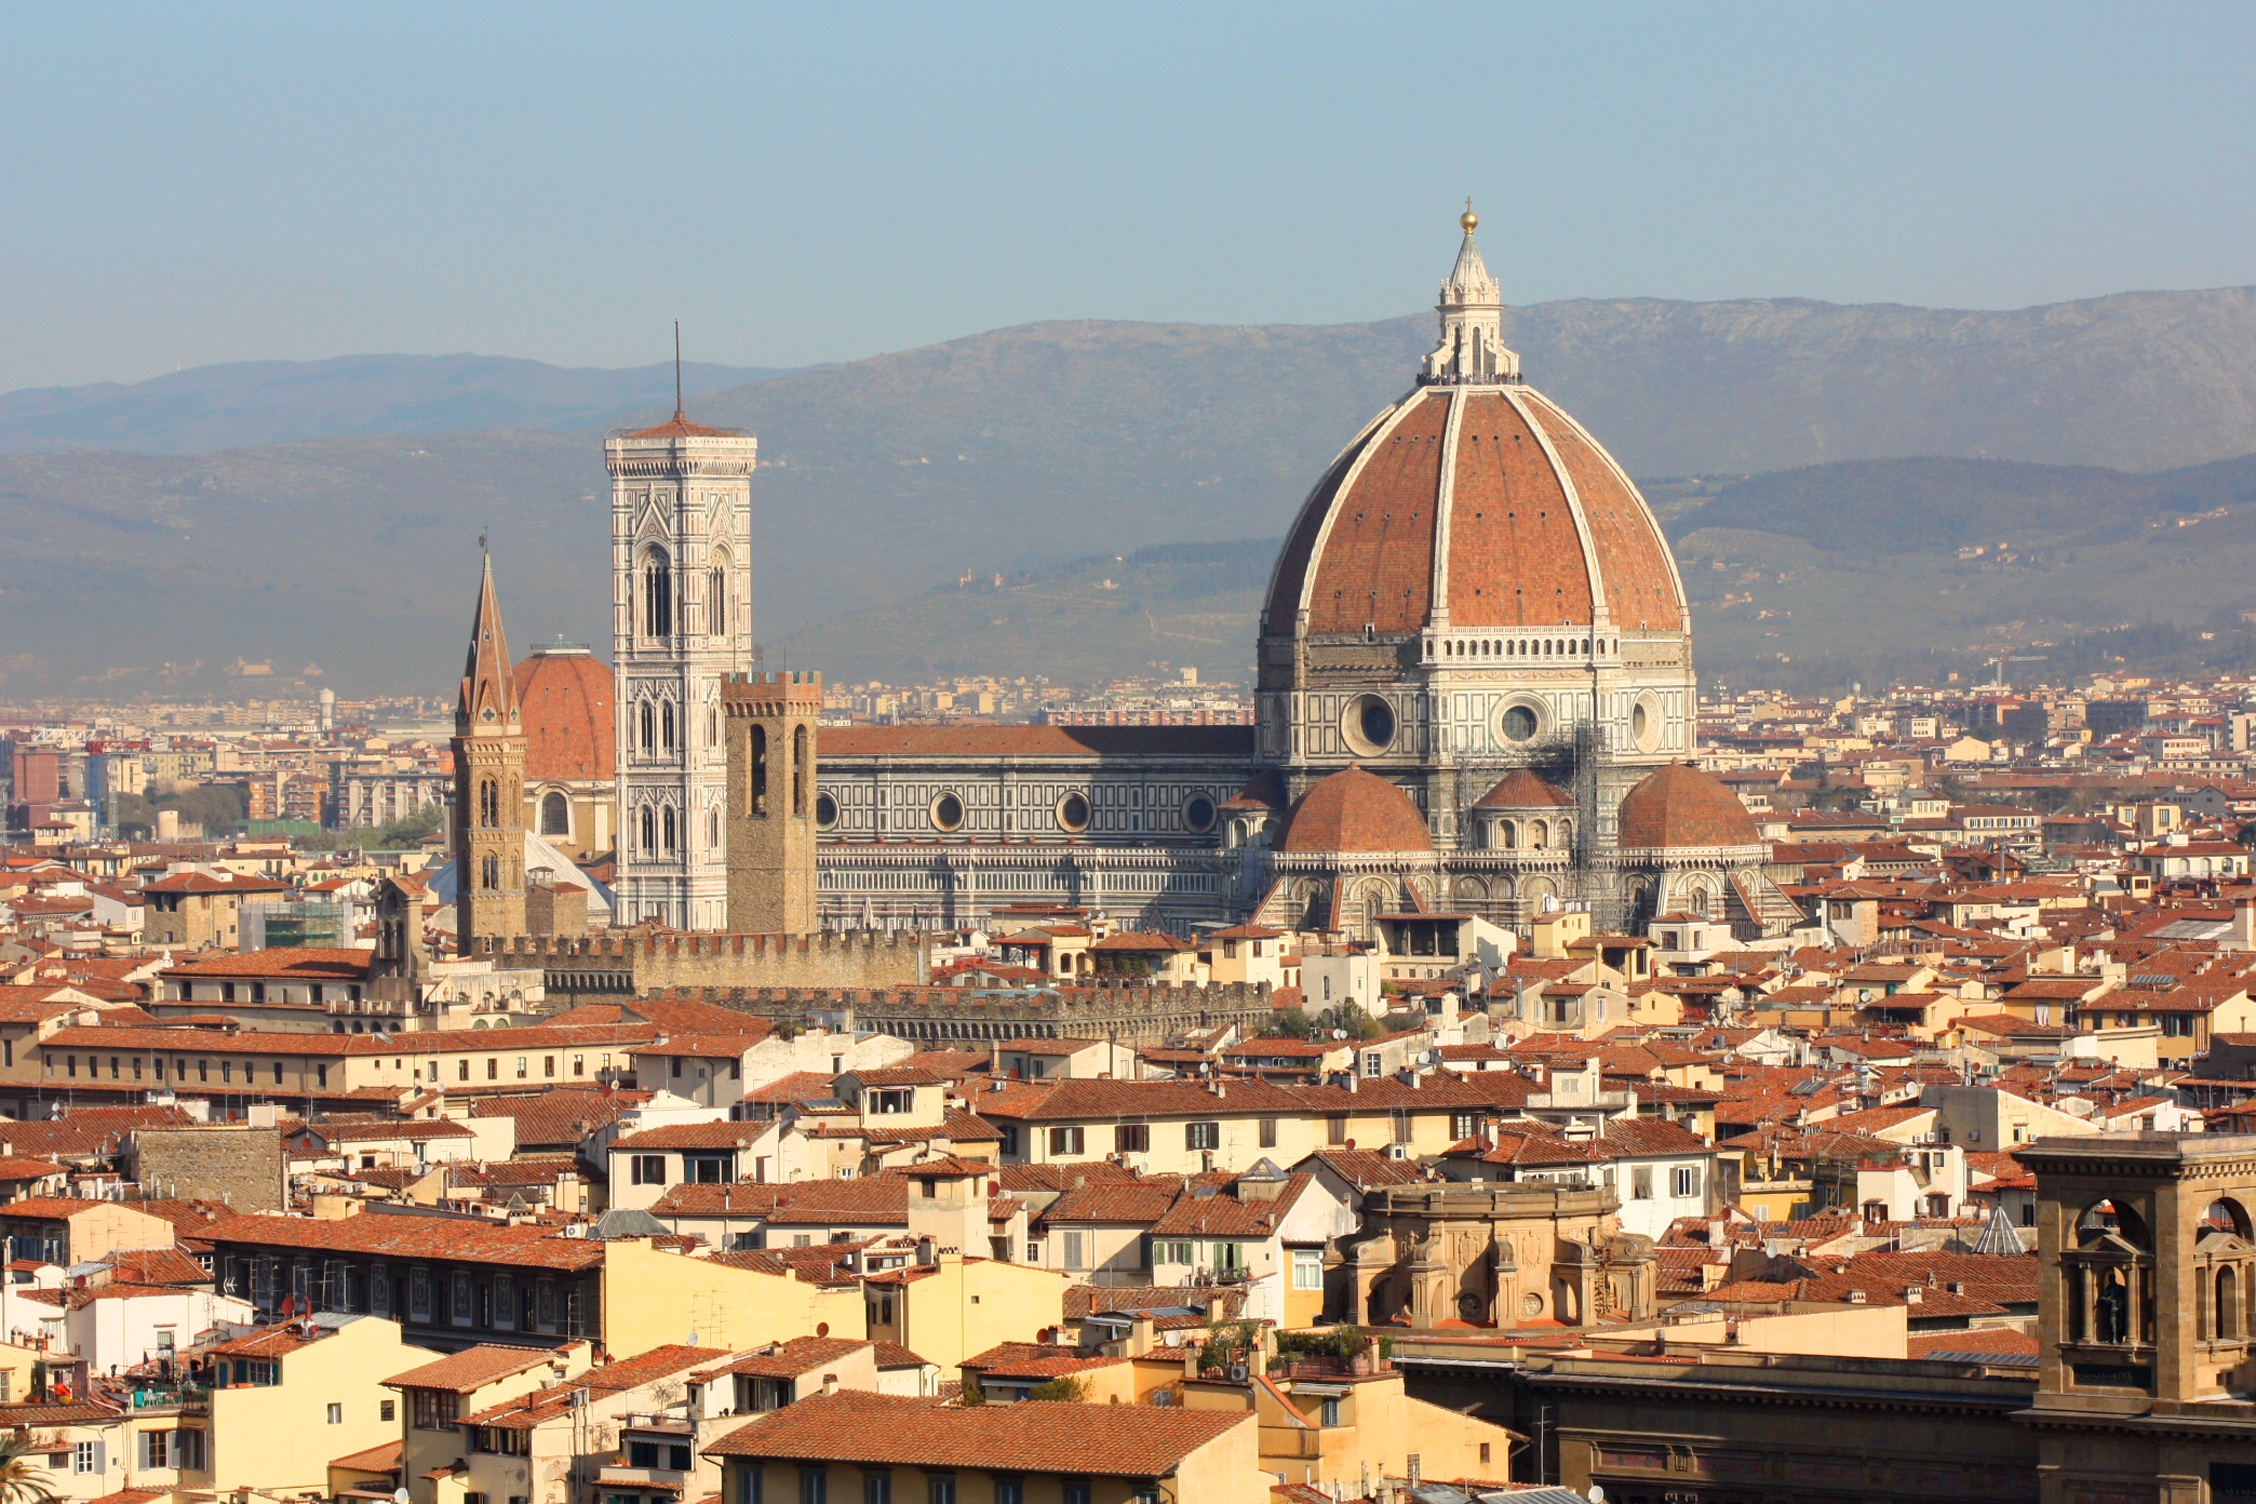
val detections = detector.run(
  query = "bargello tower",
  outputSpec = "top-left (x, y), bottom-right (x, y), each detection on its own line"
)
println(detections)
top-left (454, 553), bottom-right (527, 951)
top-left (607, 403), bottom-right (756, 930)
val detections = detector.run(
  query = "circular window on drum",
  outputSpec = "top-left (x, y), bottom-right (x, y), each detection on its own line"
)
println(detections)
top-left (1056, 791), bottom-right (1092, 833)
top-left (1493, 696), bottom-right (1545, 745)
top-left (1183, 794), bottom-right (1217, 833)
top-left (814, 791), bottom-right (840, 830)
top-left (1342, 694), bottom-right (1396, 756)
top-left (930, 792), bottom-right (966, 832)
top-left (1631, 691), bottom-right (1665, 753)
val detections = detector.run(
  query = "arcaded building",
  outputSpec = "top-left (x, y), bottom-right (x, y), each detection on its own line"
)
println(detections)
top-left (805, 214), bottom-right (1794, 939)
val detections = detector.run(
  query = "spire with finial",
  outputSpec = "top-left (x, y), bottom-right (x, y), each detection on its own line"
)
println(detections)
top-left (458, 547), bottom-right (519, 731)
top-left (1421, 199), bottom-right (1518, 386)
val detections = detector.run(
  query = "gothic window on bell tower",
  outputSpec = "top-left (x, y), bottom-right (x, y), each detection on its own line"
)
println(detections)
top-left (793, 725), bottom-right (809, 815)
top-left (641, 547), bottom-right (673, 638)
top-left (639, 701), bottom-right (655, 754)
top-left (478, 778), bottom-right (499, 828)
top-left (709, 551), bottom-right (730, 637)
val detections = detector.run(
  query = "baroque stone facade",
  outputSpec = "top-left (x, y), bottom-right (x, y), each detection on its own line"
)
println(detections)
top-left (1345, 1180), bottom-right (1655, 1329)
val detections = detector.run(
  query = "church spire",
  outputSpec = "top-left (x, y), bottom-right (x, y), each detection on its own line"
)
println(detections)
top-left (458, 549), bottom-right (519, 730)
top-left (1421, 201), bottom-right (1519, 386)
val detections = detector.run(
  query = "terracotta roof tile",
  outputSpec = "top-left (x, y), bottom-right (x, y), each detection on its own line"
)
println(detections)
top-left (702, 1390), bottom-right (1250, 1475)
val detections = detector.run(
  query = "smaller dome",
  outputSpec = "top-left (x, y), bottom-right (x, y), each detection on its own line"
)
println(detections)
top-left (1277, 766), bottom-right (1434, 855)
top-left (1474, 769), bottom-right (1575, 810)
top-left (514, 644), bottom-right (616, 782)
top-left (1617, 763), bottom-right (1761, 850)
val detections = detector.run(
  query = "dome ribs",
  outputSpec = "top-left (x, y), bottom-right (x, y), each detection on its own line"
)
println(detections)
top-left (1523, 393), bottom-right (1686, 633)
top-left (1444, 392), bottom-right (1594, 628)
top-left (1306, 392), bottom-right (1448, 635)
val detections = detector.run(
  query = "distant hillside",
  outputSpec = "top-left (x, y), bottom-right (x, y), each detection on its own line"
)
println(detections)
top-left (0, 355), bottom-right (803, 454)
top-left (781, 538), bottom-right (1276, 686)
top-left (6, 282), bottom-right (2256, 695)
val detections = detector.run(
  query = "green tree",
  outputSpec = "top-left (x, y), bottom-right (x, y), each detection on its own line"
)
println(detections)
top-left (1025, 1376), bottom-right (1088, 1402)
top-left (375, 802), bottom-right (445, 848)
top-left (1265, 1006), bottom-right (1314, 1038)
top-left (0, 1435), bottom-right (59, 1504)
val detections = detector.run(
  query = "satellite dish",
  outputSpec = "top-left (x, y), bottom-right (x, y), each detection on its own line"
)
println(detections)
top-left (1588, 1488), bottom-right (1605, 1504)
top-left (395, 1491), bottom-right (411, 1504)
top-left (686, 1331), bottom-right (698, 1346)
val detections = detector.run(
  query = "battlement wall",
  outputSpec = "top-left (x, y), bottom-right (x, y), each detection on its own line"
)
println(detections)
top-left (646, 979), bottom-right (1272, 1045)
top-left (483, 929), bottom-right (929, 1005)
top-left (722, 670), bottom-right (823, 711)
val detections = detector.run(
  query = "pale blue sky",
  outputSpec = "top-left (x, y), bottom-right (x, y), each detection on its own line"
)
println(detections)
top-left (4, 1), bottom-right (2252, 390)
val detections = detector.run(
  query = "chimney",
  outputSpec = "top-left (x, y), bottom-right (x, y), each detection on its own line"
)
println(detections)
top-left (820, 1374), bottom-right (838, 1396)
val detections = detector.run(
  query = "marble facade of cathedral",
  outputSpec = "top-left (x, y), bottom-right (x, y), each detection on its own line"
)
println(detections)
top-left (503, 214), bottom-right (1797, 943)
top-left (805, 214), bottom-right (1798, 941)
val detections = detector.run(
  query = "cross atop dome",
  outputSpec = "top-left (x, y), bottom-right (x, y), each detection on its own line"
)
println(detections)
top-left (1422, 201), bottom-right (1520, 386)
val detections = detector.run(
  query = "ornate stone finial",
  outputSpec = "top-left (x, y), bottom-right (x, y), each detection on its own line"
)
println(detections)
top-left (1421, 205), bottom-right (1519, 386)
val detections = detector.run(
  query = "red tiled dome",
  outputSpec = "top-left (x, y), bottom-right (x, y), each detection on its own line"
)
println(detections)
top-left (1262, 386), bottom-right (1685, 638)
top-left (514, 647), bottom-right (615, 782)
top-left (1473, 769), bottom-right (1575, 810)
top-left (1617, 763), bottom-right (1760, 849)
top-left (1276, 766), bottom-right (1434, 855)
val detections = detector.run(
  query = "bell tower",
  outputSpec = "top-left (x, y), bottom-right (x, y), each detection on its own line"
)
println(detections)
top-left (607, 389), bottom-right (756, 931)
top-left (723, 671), bottom-right (821, 933)
top-left (454, 552), bottom-right (527, 952)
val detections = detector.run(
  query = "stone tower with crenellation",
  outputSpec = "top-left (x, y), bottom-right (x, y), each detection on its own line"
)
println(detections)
top-left (723, 671), bottom-right (822, 933)
top-left (607, 402), bottom-right (757, 930)
top-left (454, 553), bottom-right (528, 951)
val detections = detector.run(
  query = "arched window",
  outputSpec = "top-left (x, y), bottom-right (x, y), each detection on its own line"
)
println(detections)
top-left (641, 547), bottom-right (673, 638)
top-left (1529, 819), bottom-right (1548, 850)
top-left (639, 807), bottom-right (656, 855)
top-left (639, 701), bottom-right (654, 752)
top-left (708, 553), bottom-right (730, 638)
top-left (2220, 1265), bottom-right (2240, 1340)
top-left (661, 701), bottom-right (676, 753)
top-left (478, 779), bottom-right (499, 828)
top-left (708, 808), bottom-right (721, 849)
top-left (708, 706), bottom-right (719, 747)
top-left (661, 806), bottom-right (677, 853)
top-left (480, 855), bottom-right (499, 891)
top-left (540, 792), bottom-right (569, 836)
top-left (750, 725), bottom-right (769, 814)
top-left (1692, 885), bottom-right (1712, 916)
top-left (793, 725), bottom-right (809, 815)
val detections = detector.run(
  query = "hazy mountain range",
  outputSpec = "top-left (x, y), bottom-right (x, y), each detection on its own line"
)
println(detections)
top-left (4, 284), bottom-right (2256, 697)
top-left (0, 355), bottom-right (807, 455)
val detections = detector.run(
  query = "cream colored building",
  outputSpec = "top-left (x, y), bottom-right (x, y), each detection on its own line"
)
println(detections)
top-left (205, 1314), bottom-right (440, 1494)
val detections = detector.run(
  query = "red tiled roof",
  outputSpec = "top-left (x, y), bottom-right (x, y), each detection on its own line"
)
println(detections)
top-left (703, 1390), bottom-right (1250, 1475)
top-left (1276, 766), bottom-right (1432, 856)
top-left (385, 1343), bottom-right (566, 1393)
top-left (514, 649), bottom-right (615, 782)
top-left (821, 727), bottom-right (1253, 760)
top-left (200, 1211), bottom-right (606, 1273)
top-left (164, 947), bottom-right (371, 980)
top-left (464, 1344), bottom-right (725, 1428)
top-left (1617, 764), bottom-right (1760, 850)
